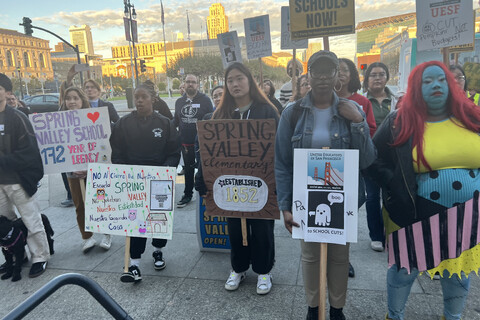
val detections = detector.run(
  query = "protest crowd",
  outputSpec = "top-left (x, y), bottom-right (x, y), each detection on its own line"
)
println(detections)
top-left (1, 4), bottom-right (480, 320)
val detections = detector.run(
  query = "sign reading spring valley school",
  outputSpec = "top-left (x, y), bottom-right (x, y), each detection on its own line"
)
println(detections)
top-left (29, 107), bottom-right (111, 174)
top-left (84, 163), bottom-right (176, 239)
top-left (197, 119), bottom-right (279, 219)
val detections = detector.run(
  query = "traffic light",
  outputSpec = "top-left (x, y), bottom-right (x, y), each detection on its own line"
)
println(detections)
top-left (360, 64), bottom-right (367, 71)
top-left (140, 60), bottom-right (146, 73)
top-left (21, 17), bottom-right (33, 36)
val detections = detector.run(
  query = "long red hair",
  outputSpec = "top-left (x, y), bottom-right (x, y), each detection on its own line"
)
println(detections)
top-left (394, 61), bottom-right (480, 171)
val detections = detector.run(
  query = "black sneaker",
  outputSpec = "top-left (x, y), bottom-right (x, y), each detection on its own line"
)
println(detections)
top-left (330, 306), bottom-right (346, 320)
top-left (152, 250), bottom-right (166, 270)
top-left (120, 265), bottom-right (142, 283)
top-left (348, 262), bottom-right (355, 278)
top-left (306, 306), bottom-right (318, 320)
top-left (29, 261), bottom-right (48, 278)
top-left (178, 168), bottom-right (185, 176)
top-left (177, 195), bottom-right (192, 208)
top-left (0, 262), bottom-right (8, 274)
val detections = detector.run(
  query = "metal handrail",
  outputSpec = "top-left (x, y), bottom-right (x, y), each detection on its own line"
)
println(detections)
top-left (2, 273), bottom-right (133, 320)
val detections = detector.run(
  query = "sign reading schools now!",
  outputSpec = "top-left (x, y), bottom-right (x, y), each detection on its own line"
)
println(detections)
top-left (29, 107), bottom-right (111, 174)
top-left (289, 0), bottom-right (355, 40)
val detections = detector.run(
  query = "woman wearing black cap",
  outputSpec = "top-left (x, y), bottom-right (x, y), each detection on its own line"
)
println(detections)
top-left (275, 51), bottom-right (375, 320)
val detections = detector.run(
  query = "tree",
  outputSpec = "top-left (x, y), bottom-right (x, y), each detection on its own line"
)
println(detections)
top-left (172, 78), bottom-right (181, 90)
top-left (157, 82), bottom-right (167, 92)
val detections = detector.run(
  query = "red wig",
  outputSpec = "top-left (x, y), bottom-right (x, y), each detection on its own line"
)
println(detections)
top-left (394, 61), bottom-right (480, 171)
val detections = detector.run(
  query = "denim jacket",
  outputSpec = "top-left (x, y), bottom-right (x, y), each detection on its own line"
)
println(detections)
top-left (274, 91), bottom-right (376, 211)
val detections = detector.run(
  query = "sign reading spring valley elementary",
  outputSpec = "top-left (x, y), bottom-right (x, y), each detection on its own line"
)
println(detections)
top-left (289, 0), bottom-right (355, 40)
top-left (85, 163), bottom-right (176, 240)
top-left (197, 119), bottom-right (279, 219)
top-left (29, 107), bottom-right (111, 174)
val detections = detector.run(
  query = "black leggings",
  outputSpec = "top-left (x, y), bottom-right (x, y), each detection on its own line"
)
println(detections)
top-left (130, 237), bottom-right (167, 259)
top-left (227, 218), bottom-right (275, 274)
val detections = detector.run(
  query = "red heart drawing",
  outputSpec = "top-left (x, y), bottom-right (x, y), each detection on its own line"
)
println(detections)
top-left (87, 112), bottom-right (100, 123)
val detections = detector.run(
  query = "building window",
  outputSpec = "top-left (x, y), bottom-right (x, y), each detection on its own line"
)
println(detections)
top-left (39, 53), bottom-right (45, 68)
top-left (23, 52), bottom-right (30, 67)
top-left (6, 51), bottom-right (13, 67)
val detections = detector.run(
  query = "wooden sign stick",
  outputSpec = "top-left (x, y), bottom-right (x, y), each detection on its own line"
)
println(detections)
top-left (79, 178), bottom-right (86, 202)
top-left (292, 48), bottom-right (297, 100)
top-left (241, 218), bottom-right (248, 246)
top-left (124, 237), bottom-right (131, 273)
top-left (318, 144), bottom-right (330, 320)
top-left (259, 58), bottom-right (264, 87)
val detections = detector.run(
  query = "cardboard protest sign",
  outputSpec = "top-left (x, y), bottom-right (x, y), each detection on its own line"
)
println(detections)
top-left (281, 6), bottom-right (308, 50)
top-left (218, 31), bottom-right (243, 69)
top-left (196, 196), bottom-right (231, 252)
top-left (416, 0), bottom-right (474, 51)
top-left (85, 163), bottom-right (176, 240)
top-left (289, 0), bottom-right (355, 40)
top-left (29, 107), bottom-right (111, 175)
top-left (197, 119), bottom-right (279, 219)
top-left (244, 15), bottom-right (272, 59)
top-left (292, 149), bottom-right (359, 244)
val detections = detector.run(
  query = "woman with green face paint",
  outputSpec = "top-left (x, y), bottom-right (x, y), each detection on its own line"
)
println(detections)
top-left (367, 61), bottom-right (480, 320)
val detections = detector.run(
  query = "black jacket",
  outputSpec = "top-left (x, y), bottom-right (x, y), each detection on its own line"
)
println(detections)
top-left (110, 111), bottom-right (180, 167)
top-left (174, 92), bottom-right (213, 145)
top-left (194, 101), bottom-right (279, 195)
top-left (98, 99), bottom-right (120, 124)
top-left (268, 96), bottom-right (283, 114)
top-left (0, 106), bottom-right (44, 196)
top-left (153, 98), bottom-right (173, 120)
top-left (366, 111), bottom-right (418, 227)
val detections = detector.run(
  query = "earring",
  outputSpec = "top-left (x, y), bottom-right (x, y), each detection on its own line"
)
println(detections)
top-left (334, 81), bottom-right (343, 92)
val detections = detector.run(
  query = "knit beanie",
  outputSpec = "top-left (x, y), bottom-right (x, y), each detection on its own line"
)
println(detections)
top-left (0, 73), bottom-right (12, 92)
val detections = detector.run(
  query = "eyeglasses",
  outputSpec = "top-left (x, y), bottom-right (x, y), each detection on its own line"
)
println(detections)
top-left (185, 80), bottom-right (197, 84)
top-left (455, 75), bottom-right (465, 81)
top-left (309, 68), bottom-right (337, 79)
top-left (300, 82), bottom-right (310, 88)
top-left (369, 73), bottom-right (387, 79)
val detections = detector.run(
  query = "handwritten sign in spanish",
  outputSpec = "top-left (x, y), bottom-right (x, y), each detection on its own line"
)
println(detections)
top-left (85, 163), bottom-right (176, 239)
top-left (218, 31), bottom-right (243, 69)
top-left (292, 149), bottom-right (359, 244)
top-left (197, 119), bottom-right (279, 219)
top-left (289, 0), bottom-right (355, 40)
top-left (244, 15), bottom-right (272, 60)
top-left (416, 0), bottom-right (474, 51)
top-left (29, 107), bottom-right (111, 174)
top-left (281, 6), bottom-right (308, 50)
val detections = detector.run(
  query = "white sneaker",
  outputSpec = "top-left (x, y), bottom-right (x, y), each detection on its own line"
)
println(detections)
top-left (99, 234), bottom-right (112, 250)
top-left (371, 241), bottom-right (384, 252)
top-left (82, 237), bottom-right (96, 253)
top-left (225, 271), bottom-right (246, 291)
top-left (256, 273), bottom-right (272, 295)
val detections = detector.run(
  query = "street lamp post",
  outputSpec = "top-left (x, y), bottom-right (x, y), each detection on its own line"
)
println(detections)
top-left (16, 64), bottom-right (24, 99)
top-left (124, 0), bottom-right (139, 86)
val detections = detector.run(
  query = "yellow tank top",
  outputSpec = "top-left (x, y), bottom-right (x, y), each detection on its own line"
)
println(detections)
top-left (412, 118), bottom-right (480, 173)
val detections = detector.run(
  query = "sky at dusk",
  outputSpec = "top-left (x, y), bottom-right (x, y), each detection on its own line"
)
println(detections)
top-left (1, 1), bottom-right (478, 60)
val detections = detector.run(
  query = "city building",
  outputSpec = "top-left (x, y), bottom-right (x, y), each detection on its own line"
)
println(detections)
top-left (206, 3), bottom-right (229, 40)
top-left (69, 25), bottom-right (94, 55)
top-left (0, 28), bottom-right (53, 81)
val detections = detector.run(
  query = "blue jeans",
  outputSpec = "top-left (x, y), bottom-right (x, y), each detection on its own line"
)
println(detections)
top-left (364, 176), bottom-right (384, 242)
top-left (387, 266), bottom-right (471, 320)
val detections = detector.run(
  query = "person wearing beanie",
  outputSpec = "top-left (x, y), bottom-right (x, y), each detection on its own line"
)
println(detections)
top-left (0, 73), bottom-right (50, 278)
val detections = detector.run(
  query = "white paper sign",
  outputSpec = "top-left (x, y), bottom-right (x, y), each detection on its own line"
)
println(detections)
top-left (212, 175), bottom-right (268, 212)
top-left (30, 107), bottom-right (112, 175)
top-left (85, 163), bottom-right (176, 240)
top-left (416, 0), bottom-right (474, 51)
top-left (244, 15), bottom-right (272, 59)
top-left (292, 149), bottom-right (359, 244)
top-left (218, 31), bottom-right (243, 69)
top-left (281, 6), bottom-right (308, 50)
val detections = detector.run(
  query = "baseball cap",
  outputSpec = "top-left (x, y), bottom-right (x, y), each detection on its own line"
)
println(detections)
top-left (308, 51), bottom-right (339, 70)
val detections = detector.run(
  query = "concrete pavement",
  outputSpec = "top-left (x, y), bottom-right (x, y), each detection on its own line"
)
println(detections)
top-left (0, 172), bottom-right (479, 320)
